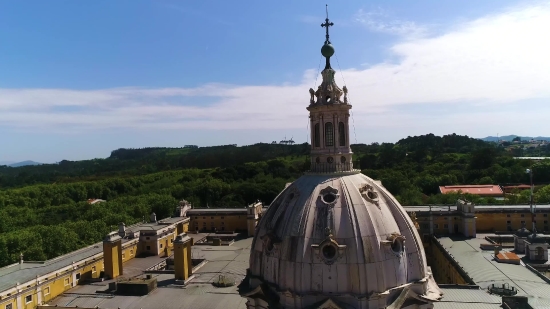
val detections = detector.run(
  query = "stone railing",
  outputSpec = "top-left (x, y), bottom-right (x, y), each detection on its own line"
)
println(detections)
top-left (308, 161), bottom-right (360, 174)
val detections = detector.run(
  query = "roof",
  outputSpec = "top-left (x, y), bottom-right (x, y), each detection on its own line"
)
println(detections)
top-left (495, 252), bottom-right (521, 264)
top-left (187, 208), bottom-right (248, 214)
top-left (0, 217), bottom-right (187, 293)
top-left (435, 237), bottom-right (550, 298)
top-left (47, 238), bottom-right (253, 309)
top-left (133, 217), bottom-right (189, 231)
top-left (434, 287), bottom-right (502, 309)
top-left (403, 204), bottom-right (550, 213)
top-left (0, 242), bottom-right (104, 293)
top-left (439, 185), bottom-right (503, 196)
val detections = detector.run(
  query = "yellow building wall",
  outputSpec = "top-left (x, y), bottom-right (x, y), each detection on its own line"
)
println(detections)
top-left (409, 211), bottom-right (549, 235)
top-left (140, 239), bottom-right (159, 255)
top-left (190, 214), bottom-right (248, 232)
top-left (121, 243), bottom-right (138, 262)
top-left (159, 232), bottom-right (175, 257)
top-left (22, 289), bottom-right (36, 309)
top-left (429, 239), bottom-right (468, 285)
top-left (476, 212), bottom-right (549, 232)
top-left (0, 298), bottom-right (16, 309)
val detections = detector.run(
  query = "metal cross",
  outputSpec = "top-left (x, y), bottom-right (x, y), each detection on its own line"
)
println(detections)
top-left (321, 4), bottom-right (334, 43)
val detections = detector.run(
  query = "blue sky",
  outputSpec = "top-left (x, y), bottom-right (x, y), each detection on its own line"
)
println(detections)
top-left (1, 0), bottom-right (550, 163)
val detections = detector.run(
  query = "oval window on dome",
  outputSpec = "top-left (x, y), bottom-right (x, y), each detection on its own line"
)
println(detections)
top-left (322, 193), bottom-right (337, 204)
top-left (322, 244), bottom-right (337, 260)
top-left (367, 191), bottom-right (378, 200)
top-left (265, 238), bottom-right (274, 253)
top-left (391, 238), bottom-right (403, 254)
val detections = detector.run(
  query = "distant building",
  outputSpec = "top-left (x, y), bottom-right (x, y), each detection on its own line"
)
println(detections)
top-left (87, 198), bottom-right (106, 204)
top-left (514, 157), bottom-right (549, 161)
top-left (502, 184), bottom-right (532, 193)
top-left (439, 185), bottom-right (504, 197)
top-left (406, 202), bottom-right (550, 235)
top-left (184, 202), bottom-right (263, 236)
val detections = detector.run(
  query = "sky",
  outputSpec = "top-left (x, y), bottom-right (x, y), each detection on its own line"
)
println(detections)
top-left (1, 0), bottom-right (550, 163)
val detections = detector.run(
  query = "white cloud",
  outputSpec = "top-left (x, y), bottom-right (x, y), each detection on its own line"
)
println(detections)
top-left (353, 8), bottom-right (427, 37)
top-left (2, 1), bottom-right (550, 138)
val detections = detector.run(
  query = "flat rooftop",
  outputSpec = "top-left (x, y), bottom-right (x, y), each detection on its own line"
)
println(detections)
top-left (0, 218), bottom-right (187, 293)
top-left (434, 286), bottom-right (502, 309)
top-left (47, 238), bottom-right (252, 309)
top-left (436, 236), bottom-right (550, 299)
top-left (0, 242), bottom-right (104, 293)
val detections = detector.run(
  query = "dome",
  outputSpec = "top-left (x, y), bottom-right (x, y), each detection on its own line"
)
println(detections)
top-left (515, 227), bottom-right (531, 237)
top-left (527, 233), bottom-right (546, 244)
top-left (242, 172), bottom-right (442, 308)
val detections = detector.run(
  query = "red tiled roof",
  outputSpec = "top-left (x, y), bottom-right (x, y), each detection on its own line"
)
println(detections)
top-left (439, 185), bottom-right (503, 196)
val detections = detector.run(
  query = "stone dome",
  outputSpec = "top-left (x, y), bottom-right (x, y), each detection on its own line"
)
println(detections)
top-left (241, 172), bottom-right (442, 308)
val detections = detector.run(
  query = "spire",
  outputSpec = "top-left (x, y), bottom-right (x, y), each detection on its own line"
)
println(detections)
top-left (320, 4), bottom-right (335, 69)
top-left (321, 4), bottom-right (333, 44)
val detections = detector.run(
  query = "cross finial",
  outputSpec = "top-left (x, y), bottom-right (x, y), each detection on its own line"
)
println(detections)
top-left (321, 4), bottom-right (334, 44)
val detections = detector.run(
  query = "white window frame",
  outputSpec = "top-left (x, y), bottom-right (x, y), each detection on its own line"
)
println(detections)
top-left (64, 278), bottom-right (70, 286)
top-left (43, 286), bottom-right (50, 296)
top-left (25, 294), bottom-right (32, 304)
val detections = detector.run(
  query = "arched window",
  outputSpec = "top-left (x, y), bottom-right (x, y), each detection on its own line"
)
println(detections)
top-left (339, 122), bottom-right (345, 146)
top-left (325, 122), bottom-right (334, 147)
top-left (314, 123), bottom-right (320, 147)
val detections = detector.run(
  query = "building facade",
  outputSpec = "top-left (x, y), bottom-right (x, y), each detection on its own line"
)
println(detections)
top-left (0, 206), bottom-right (189, 309)
top-left (186, 202), bottom-right (263, 236)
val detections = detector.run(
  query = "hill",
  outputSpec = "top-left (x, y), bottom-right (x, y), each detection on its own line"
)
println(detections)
top-left (1, 133), bottom-right (550, 267)
top-left (480, 135), bottom-right (550, 142)
top-left (9, 160), bottom-right (42, 167)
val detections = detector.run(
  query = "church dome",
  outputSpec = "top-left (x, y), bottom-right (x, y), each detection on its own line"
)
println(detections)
top-left (239, 8), bottom-right (441, 308)
top-left (242, 172), bottom-right (441, 308)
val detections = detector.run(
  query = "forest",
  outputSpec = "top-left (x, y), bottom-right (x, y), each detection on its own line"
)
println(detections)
top-left (1, 133), bottom-right (550, 267)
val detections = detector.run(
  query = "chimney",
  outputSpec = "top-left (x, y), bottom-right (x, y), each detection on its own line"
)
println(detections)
top-left (150, 212), bottom-right (157, 223)
top-left (19, 253), bottom-right (24, 264)
top-left (494, 245), bottom-right (501, 256)
top-left (118, 222), bottom-right (126, 237)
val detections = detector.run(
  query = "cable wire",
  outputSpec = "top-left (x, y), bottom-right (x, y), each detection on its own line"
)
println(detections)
top-left (335, 54), bottom-right (358, 144)
top-left (314, 55), bottom-right (322, 89)
top-left (307, 55), bottom-right (323, 146)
